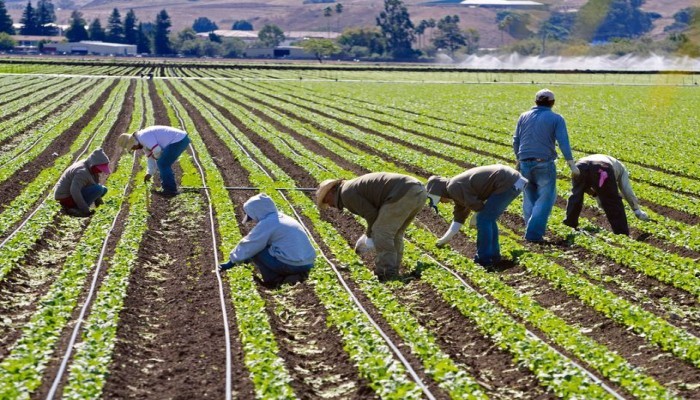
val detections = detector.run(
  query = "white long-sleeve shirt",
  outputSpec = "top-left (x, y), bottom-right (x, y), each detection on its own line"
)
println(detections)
top-left (133, 126), bottom-right (188, 174)
top-left (580, 154), bottom-right (641, 211)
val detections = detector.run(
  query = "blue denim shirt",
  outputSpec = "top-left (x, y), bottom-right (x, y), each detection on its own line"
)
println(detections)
top-left (513, 106), bottom-right (573, 161)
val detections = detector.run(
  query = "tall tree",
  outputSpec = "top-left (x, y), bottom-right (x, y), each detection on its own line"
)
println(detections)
top-left (106, 8), bottom-right (124, 43)
top-left (0, 0), bottom-right (14, 34)
top-left (153, 9), bottom-right (172, 55)
top-left (36, 0), bottom-right (56, 35)
top-left (65, 9), bottom-right (88, 42)
top-left (192, 16), bottom-right (217, 33)
top-left (123, 9), bottom-right (137, 45)
top-left (136, 22), bottom-right (151, 54)
top-left (88, 18), bottom-right (105, 41)
top-left (258, 23), bottom-right (284, 47)
top-left (335, 3), bottom-right (343, 32)
top-left (232, 20), bottom-right (253, 30)
top-left (376, 0), bottom-right (416, 59)
top-left (323, 6), bottom-right (332, 38)
top-left (432, 15), bottom-right (466, 56)
top-left (20, 1), bottom-right (39, 35)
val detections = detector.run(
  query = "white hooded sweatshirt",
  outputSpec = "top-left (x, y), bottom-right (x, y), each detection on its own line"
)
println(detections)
top-left (229, 194), bottom-right (317, 267)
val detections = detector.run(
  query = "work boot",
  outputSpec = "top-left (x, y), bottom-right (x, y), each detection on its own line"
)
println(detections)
top-left (375, 264), bottom-right (398, 282)
top-left (65, 207), bottom-right (82, 217)
top-left (281, 274), bottom-right (304, 286)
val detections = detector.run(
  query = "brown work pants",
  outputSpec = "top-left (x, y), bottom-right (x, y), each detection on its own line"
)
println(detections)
top-left (372, 184), bottom-right (427, 279)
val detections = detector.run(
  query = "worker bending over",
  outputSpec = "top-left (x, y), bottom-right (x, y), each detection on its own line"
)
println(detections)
top-left (219, 194), bottom-right (316, 287)
top-left (563, 154), bottom-right (649, 235)
top-left (118, 126), bottom-right (191, 196)
top-left (316, 173), bottom-right (427, 281)
top-left (54, 148), bottom-right (110, 217)
top-left (427, 165), bottom-right (527, 269)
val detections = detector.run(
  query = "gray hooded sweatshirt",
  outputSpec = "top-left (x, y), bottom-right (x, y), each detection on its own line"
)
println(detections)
top-left (54, 149), bottom-right (110, 214)
top-left (229, 194), bottom-right (316, 267)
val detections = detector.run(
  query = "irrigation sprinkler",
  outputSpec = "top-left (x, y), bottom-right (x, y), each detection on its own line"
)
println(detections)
top-left (181, 186), bottom-right (317, 192)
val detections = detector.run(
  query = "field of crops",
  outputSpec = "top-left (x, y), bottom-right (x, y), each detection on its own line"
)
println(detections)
top-left (0, 60), bottom-right (698, 399)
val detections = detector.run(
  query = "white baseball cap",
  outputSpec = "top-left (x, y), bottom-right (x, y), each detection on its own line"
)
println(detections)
top-left (535, 89), bottom-right (555, 101)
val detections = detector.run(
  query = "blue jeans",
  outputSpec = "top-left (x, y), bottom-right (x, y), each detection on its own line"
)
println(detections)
top-left (157, 136), bottom-right (191, 193)
top-left (475, 186), bottom-right (521, 265)
top-left (83, 184), bottom-right (108, 206)
top-left (520, 160), bottom-right (557, 241)
top-left (251, 247), bottom-right (313, 285)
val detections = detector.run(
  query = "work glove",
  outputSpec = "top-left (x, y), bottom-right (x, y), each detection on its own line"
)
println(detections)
top-left (567, 159), bottom-right (580, 178)
top-left (437, 221), bottom-right (463, 247)
top-left (144, 174), bottom-right (152, 184)
top-left (634, 209), bottom-right (649, 221)
top-left (354, 234), bottom-right (375, 255)
top-left (94, 198), bottom-right (104, 208)
top-left (218, 260), bottom-right (235, 272)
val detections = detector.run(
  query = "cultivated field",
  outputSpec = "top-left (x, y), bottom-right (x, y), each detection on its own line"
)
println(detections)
top-left (0, 60), bottom-right (699, 399)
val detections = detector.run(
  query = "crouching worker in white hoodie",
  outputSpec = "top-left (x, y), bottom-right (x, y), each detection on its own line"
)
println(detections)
top-left (219, 194), bottom-right (316, 287)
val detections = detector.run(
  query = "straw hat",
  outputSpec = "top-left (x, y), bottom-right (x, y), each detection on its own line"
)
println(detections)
top-left (315, 179), bottom-right (343, 209)
top-left (117, 133), bottom-right (138, 151)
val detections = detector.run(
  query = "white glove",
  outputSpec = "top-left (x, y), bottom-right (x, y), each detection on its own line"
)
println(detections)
top-left (634, 209), bottom-right (649, 221)
top-left (354, 234), bottom-right (375, 254)
top-left (468, 212), bottom-right (478, 228)
top-left (567, 159), bottom-right (580, 178)
top-left (437, 221), bottom-right (463, 247)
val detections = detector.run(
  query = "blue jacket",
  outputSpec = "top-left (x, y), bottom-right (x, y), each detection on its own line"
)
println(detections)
top-left (513, 106), bottom-right (573, 161)
top-left (229, 194), bottom-right (316, 266)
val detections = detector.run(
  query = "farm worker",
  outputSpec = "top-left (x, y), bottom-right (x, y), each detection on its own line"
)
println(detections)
top-left (513, 88), bottom-right (579, 243)
top-left (218, 194), bottom-right (316, 287)
top-left (117, 125), bottom-right (191, 196)
top-left (426, 165), bottom-right (528, 268)
top-left (54, 148), bottom-right (110, 217)
top-left (563, 154), bottom-right (649, 235)
top-left (316, 172), bottom-right (427, 280)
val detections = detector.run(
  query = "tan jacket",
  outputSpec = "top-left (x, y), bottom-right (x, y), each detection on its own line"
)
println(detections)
top-left (334, 172), bottom-right (423, 235)
top-left (54, 149), bottom-right (109, 213)
top-left (444, 165), bottom-right (521, 223)
top-left (578, 154), bottom-right (640, 210)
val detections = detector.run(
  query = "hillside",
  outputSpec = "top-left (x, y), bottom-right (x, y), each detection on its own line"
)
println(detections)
top-left (4, 0), bottom-right (697, 49)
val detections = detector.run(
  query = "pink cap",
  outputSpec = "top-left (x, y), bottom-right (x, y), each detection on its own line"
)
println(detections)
top-left (94, 163), bottom-right (111, 175)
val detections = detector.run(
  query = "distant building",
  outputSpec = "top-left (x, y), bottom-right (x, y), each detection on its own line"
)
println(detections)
top-left (53, 41), bottom-right (137, 56)
top-left (243, 46), bottom-right (316, 59)
top-left (11, 35), bottom-right (63, 54)
top-left (460, 0), bottom-right (544, 8)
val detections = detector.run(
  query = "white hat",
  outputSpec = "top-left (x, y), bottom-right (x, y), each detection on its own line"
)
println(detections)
top-left (117, 133), bottom-right (138, 150)
top-left (535, 89), bottom-right (555, 101)
top-left (316, 179), bottom-right (343, 209)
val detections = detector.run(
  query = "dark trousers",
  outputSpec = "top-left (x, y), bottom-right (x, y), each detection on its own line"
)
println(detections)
top-left (564, 162), bottom-right (629, 235)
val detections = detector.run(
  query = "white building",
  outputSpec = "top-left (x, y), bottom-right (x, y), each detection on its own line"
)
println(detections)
top-left (53, 41), bottom-right (137, 56)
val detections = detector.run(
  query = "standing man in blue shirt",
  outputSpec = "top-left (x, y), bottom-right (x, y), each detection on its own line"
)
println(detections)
top-left (513, 89), bottom-right (579, 242)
